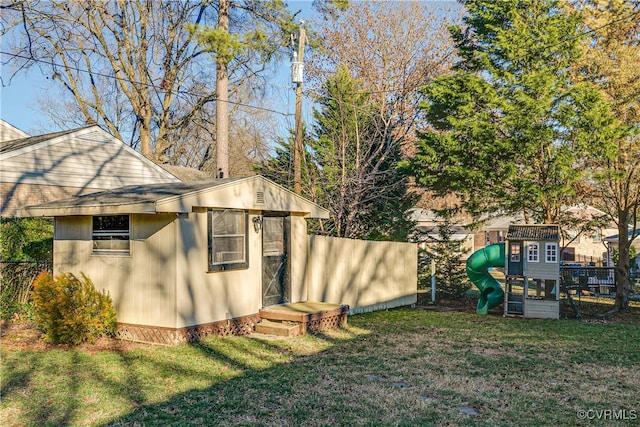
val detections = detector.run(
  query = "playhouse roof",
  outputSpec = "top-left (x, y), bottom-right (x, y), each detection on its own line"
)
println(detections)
top-left (16, 175), bottom-right (330, 219)
top-left (506, 224), bottom-right (560, 241)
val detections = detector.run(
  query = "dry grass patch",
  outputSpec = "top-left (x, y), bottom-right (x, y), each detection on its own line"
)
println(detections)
top-left (2, 307), bottom-right (639, 426)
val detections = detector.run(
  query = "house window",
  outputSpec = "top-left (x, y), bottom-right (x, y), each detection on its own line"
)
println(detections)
top-left (208, 209), bottom-right (248, 271)
top-left (92, 215), bottom-right (130, 254)
top-left (545, 243), bottom-right (558, 263)
top-left (510, 243), bottom-right (520, 262)
top-left (528, 243), bottom-right (539, 262)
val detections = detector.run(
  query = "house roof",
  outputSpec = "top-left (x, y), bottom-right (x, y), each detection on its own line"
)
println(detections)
top-left (506, 225), bottom-right (560, 241)
top-left (0, 128), bottom-right (92, 154)
top-left (603, 229), bottom-right (640, 243)
top-left (0, 125), bottom-right (181, 215)
top-left (16, 175), bottom-right (330, 219)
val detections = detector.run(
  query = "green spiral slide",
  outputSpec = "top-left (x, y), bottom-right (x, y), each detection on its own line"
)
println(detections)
top-left (466, 242), bottom-right (506, 315)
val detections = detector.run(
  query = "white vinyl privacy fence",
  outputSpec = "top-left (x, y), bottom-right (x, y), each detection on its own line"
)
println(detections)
top-left (306, 235), bottom-right (418, 314)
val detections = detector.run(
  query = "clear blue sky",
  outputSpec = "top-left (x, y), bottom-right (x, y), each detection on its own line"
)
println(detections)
top-left (0, 1), bottom-right (316, 136)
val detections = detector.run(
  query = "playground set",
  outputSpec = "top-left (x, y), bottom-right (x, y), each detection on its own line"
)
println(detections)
top-left (466, 224), bottom-right (561, 319)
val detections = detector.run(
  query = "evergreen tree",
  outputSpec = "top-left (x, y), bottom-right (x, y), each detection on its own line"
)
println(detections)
top-left (408, 0), bottom-right (611, 225)
top-left (421, 212), bottom-right (471, 300)
top-left (309, 66), bottom-right (417, 240)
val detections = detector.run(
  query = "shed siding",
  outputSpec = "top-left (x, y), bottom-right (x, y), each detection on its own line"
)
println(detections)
top-left (174, 211), bottom-right (263, 328)
top-left (53, 214), bottom-right (178, 328)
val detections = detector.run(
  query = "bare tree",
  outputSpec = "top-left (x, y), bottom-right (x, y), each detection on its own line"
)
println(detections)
top-left (1, 0), bottom-right (284, 170)
top-left (576, 0), bottom-right (640, 312)
top-left (307, 1), bottom-right (460, 148)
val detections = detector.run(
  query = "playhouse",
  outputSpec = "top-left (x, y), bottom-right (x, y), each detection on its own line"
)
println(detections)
top-left (504, 224), bottom-right (561, 319)
top-left (466, 224), bottom-right (561, 319)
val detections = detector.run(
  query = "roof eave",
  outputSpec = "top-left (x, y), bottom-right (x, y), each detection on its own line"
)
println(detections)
top-left (16, 203), bottom-right (157, 217)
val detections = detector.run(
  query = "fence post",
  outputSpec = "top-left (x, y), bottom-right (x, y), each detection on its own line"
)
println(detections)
top-left (431, 259), bottom-right (436, 302)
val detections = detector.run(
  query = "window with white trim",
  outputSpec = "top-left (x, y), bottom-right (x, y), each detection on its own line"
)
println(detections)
top-left (527, 243), bottom-right (539, 262)
top-left (92, 215), bottom-right (130, 254)
top-left (208, 209), bottom-right (248, 271)
top-left (545, 242), bottom-right (558, 263)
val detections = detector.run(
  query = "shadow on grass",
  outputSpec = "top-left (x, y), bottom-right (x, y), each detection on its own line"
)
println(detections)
top-left (4, 308), bottom-right (640, 426)
top-left (101, 329), bottom-right (374, 426)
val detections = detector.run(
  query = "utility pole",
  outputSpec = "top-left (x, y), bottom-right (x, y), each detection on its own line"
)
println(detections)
top-left (216, 0), bottom-right (230, 178)
top-left (292, 22), bottom-right (306, 195)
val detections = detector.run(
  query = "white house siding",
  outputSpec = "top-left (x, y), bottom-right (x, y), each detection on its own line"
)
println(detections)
top-left (53, 214), bottom-right (178, 328)
top-left (306, 235), bottom-right (418, 314)
top-left (0, 120), bottom-right (29, 142)
top-left (0, 130), bottom-right (176, 189)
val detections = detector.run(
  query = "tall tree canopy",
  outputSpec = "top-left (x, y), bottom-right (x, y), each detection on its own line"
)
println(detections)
top-left (575, 0), bottom-right (640, 311)
top-left (308, 0), bottom-right (460, 151)
top-left (309, 66), bottom-right (418, 239)
top-left (1, 0), bottom-right (294, 173)
top-left (409, 0), bottom-right (612, 224)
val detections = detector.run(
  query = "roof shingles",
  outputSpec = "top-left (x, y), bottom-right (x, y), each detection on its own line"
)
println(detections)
top-left (506, 225), bottom-right (560, 241)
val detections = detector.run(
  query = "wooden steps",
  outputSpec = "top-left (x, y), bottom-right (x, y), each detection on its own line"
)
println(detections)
top-left (255, 302), bottom-right (349, 337)
top-left (255, 319), bottom-right (303, 337)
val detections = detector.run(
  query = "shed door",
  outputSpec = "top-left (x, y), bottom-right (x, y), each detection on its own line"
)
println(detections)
top-left (508, 241), bottom-right (523, 276)
top-left (262, 215), bottom-right (290, 307)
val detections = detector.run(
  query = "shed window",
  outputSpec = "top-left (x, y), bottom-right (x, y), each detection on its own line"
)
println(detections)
top-left (545, 243), bottom-right (558, 263)
top-left (92, 215), bottom-right (130, 253)
top-left (527, 243), bottom-right (539, 262)
top-left (208, 209), bottom-right (248, 271)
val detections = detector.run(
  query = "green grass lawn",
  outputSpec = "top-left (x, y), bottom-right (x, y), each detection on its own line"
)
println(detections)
top-left (2, 308), bottom-right (639, 426)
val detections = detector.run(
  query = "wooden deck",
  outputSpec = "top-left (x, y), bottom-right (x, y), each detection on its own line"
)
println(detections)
top-left (256, 302), bottom-right (349, 337)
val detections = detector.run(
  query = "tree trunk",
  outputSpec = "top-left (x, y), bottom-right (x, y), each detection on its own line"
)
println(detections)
top-left (611, 210), bottom-right (631, 313)
top-left (216, 0), bottom-right (230, 178)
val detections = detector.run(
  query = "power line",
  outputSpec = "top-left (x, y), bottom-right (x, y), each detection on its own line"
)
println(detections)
top-left (0, 51), bottom-right (293, 117)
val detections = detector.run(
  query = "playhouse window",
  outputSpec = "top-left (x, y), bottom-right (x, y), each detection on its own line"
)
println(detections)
top-left (92, 215), bottom-right (130, 253)
top-left (510, 243), bottom-right (520, 262)
top-left (208, 209), bottom-right (248, 272)
top-left (528, 243), bottom-right (539, 262)
top-left (545, 243), bottom-right (558, 263)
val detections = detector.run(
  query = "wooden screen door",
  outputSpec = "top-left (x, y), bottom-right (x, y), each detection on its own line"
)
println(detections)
top-left (262, 215), bottom-right (290, 307)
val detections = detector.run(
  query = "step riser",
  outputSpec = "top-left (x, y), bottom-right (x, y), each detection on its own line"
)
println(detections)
top-left (255, 322), bottom-right (303, 337)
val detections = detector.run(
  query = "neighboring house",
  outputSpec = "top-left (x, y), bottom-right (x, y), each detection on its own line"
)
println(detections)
top-left (603, 229), bottom-right (640, 270)
top-left (0, 120), bottom-right (180, 216)
top-left (0, 120), bottom-right (30, 142)
top-left (408, 208), bottom-right (475, 254)
top-left (18, 176), bottom-right (417, 343)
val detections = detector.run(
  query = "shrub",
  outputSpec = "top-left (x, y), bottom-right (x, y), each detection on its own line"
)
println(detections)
top-left (31, 272), bottom-right (117, 345)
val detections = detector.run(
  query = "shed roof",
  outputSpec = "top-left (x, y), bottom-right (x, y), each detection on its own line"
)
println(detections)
top-left (506, 224), bottom-right (560, 241)
top-left (16, 175), bottom-right (330, 219)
